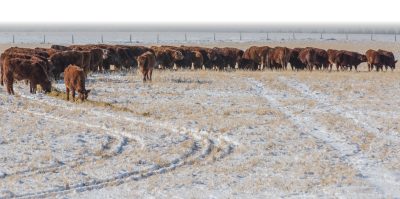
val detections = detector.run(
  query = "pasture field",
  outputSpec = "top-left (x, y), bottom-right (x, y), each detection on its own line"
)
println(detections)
top-left (0, 41), bottom-right (400, 198)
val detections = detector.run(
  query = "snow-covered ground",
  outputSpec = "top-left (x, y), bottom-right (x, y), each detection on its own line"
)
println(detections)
top-left (1, 67), bottom-right (400, 198)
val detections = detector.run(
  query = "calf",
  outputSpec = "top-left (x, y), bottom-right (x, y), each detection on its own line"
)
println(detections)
top-left (64, 65), bottom-right (90, 101)
top-left (137, 52), bottom-right (155, 82)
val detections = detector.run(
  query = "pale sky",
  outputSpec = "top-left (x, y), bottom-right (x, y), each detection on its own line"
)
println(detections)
top-left (1, 0), bottom-right (399, 24)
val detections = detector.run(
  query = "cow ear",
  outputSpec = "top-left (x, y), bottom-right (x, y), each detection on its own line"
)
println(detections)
top-left (86, 89), bottom-right (91, 94)
top-left (395, 60), bottom-right (398, 64)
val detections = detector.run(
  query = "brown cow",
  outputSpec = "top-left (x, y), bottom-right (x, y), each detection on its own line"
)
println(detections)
top-left (49, 51), bottom-right (84, 79)
top-left (152, 46), bottom-right (184, 69)
top-left (299, 48), bottom-right (317, 71)
top-left (181, 46), bottom-right (216, 69)
top-left (137, 52), bottom-right (155, 82)
top-left (366, 49), bottom-right (384, 71)
top-left (288, 48), bottom-right (306, 71)
top-left (212, 47), bottom-right (243, 70)
top-left (64, 65), bottom-right (90, 101)
top-left (266, 47), bottom-right (291, 70)
top-left (377, 49), bottom-right (397, 71)
top-left (334, 50), bottom-right (367, 72)
top-left (242, 46), bottom-right (270, 70)
top-left (312, 48), bottom-right (329, 70)
top-left (2, 57), bottom-right (51, 95)
top-left (1, 52), bottom-right (54, 86)
top-left (327, 49), bottom-right (339, 71)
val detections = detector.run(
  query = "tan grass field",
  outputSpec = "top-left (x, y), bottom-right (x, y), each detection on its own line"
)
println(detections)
top-left (0, 41), bottom-right (399, 198)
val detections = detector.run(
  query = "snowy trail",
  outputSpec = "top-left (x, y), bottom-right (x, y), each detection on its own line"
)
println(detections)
top-left (278, 76), bottom-right (400, 143)
top-left (247, 78), bottom-right (400, 197)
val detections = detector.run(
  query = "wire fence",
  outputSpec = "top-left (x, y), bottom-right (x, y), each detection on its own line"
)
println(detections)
top-left (0, 32), bottom-right (398, 44)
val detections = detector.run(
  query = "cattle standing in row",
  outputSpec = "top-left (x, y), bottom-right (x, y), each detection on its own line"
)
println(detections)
top-left (137, 52), bottom-right (155, 82)
top-left (64, 64), bottom-right (90, 101)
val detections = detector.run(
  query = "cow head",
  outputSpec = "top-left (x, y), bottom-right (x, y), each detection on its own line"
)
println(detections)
top-left (41, 80), bottom-right (52, 93)
top-left (391, 60), bottom-right (397, 69)
top-left (78, 89), bottom-right (91, 101)
top-left (102, 49), bottom-right (109, 60)
top-left (173, 50), bottom-right (184, 60)
top-left (137, 56), bottom-right (147, 68)
top-left (207, 50), bottom-right (217, 61)
top-left (360, 54), bottom-right (367, 62)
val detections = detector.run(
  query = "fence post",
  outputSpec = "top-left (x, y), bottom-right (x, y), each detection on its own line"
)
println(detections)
top-left (72, 35), bottom-right (74, 44)
top-left (395, 33), bottom-right (397, 42)
top-left (213, 32), bottom-right (216, 41)
top-left (185, 33), bottom-right (187, 42)
top-left (157, 33), bottom-right (159, 43)
top-left (130, 34), bottom-right (132, 43)
top-left (371, 34), bottom-right (373, 41)
top-left (101, 35), bottom-right (104, 43)
top-left (43, 34), bottom-right (46, 44)
top-left (240, 32), bottom-right (242, 41)
top-left (320, 33), bottom-right (323, 39)
top-left (12, 35), bottom-right (15, 43)
top-left (267, 32), bottom-right (269, 40)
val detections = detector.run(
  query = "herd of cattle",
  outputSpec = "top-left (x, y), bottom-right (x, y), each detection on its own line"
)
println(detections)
top-left (0, 44), bottom-right (397, 98)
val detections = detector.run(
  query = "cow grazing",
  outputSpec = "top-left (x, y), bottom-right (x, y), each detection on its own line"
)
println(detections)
top-left (266, 47), bottom-right (291, 70)
top-left (334, 51), bottom-right (367, 72)
top-left (312, 48), bottom-right (329, 70)
top-left (152, 47), bottom-right (184, 69)
top-left (242, 46), bottom-right (270, 70)
top-left (64, 65), bottom-right (90, 101)
top-left (299, 48), bottom-right (317, 71)
top-left (288, 48), bottom-right (306, 71)
top-left (327, 49), bottom-right (340, 71)
top-left (137, 52), bottom-right (155, 82)
top-left (212, 47), bottom-right (244, 70)
top-left (377, 49), bottom-right (397, 71)
top-left (366, 49), bottom-right (384, 71)
top-left (2, 57), bottom-right (51, 95)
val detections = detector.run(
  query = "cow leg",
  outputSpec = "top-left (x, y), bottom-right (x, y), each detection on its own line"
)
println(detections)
top-left (0, 67), bottom-right (3, 86)
top-left (66, 87), bottom-right (70, 101)
top-left (30, 82), bottom-right (34, 94)
top-left (149, 70), bottom-right (153, 82)
top-left (72, 89), bottom-right (76, 101)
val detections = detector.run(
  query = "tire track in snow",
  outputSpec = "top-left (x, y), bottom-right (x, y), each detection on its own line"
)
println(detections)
top-left (247, 78), bottom-right (400, 197)
top-left (0, 105), bottom-right (135, 180)
top-left (0, 90), bottom-right (237, 198)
